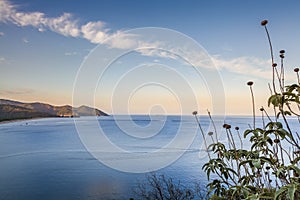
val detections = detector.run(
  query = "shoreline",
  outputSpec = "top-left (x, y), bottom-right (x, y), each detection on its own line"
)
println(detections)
top-left (0, 117), bottom-right (45, 125)
top-left (0, 116), bottom-right (82, 125)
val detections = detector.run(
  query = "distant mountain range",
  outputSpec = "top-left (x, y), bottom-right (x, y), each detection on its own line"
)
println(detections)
top-left (0, 99), bottom-right (109, 122)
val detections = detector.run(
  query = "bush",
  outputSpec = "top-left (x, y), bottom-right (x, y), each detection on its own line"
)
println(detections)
top-left (194, 20), bottom-right (300, 200)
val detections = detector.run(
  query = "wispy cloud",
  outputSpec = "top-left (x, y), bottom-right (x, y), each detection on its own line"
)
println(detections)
top-left (0, 0), bottom-right (275, 80)
top-left (22, 37), bottom-right (29, 43)
top-left (0, 0), bottom-right (136, 48)
top-left (0, 1), bottom-right (80, 37)
top-left (0, 88), bottom-right (35, 95)
top-left (64, 51), bottom-right (78, 56)
top-left (0, 57), bottom-right (5, 63)
top-left (0, 31), bottom-right (4, 36)
top-left (212, 56), bottom-right (271, 79)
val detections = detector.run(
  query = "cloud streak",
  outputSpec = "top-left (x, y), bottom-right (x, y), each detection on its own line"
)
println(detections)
top-left (0, 0), bottom-right (274, 80)
top-left (0, 88), bottom-right (35, 95)
top-left (0, 57), bottom-right (5, 63)
top-left (0, 0), bottom-right (135, 47)
top-left (213, 56), bottom-right (271, 79)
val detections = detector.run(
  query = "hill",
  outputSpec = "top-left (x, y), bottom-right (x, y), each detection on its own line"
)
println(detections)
top-left (0, 99), bottom-right (109, 122)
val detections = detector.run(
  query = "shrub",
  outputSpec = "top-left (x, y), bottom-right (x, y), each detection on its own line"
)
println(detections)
top-left (194, 20), bottom-right (300, 200)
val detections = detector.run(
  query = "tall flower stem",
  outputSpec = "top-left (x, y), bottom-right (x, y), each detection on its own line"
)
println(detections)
top-left (207, 110), bottom-right (218, 143)
top-left (263, 22), bottom-right (277, 94)
top-left (247, 81), bottom-right (256, 129)
top-left (193, 112), bottom-right (211, 159)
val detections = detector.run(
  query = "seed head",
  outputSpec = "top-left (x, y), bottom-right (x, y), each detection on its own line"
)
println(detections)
top-left (266, 166), bottom-right (271, 170)
top-left (208, 132), bottom-right (213, 136)
top-left (260, 107), bottom-right (264, 111)
top-left (274, 138), bottom-right (280, 143)
top-left (192, 111), bottom-right (197, 115)
top-left (261, 20), bottom-right (268, 26)
top-left (279, 50), bottom-right (285, 54)
top-left (235, 127), bottom-right (239, 130)
top-left (223, 124), bottom-right (231, 129)
top-left (294, 68), bottom-right (299, 73)
top-left (272, 63), bottom-right (277, 67)
top-left (294, 150), bottom-right (300, 154)
top-left (247, 81), bottom-right (253, 86)
top-left (280, 54), bottom-right (284, 58)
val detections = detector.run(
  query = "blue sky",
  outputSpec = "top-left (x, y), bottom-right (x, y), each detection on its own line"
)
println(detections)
top-left (1, 0), bottom-right (300, 115)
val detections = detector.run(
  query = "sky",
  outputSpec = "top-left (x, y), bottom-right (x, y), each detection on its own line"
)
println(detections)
top-left (1, 0), bottom-right (300, 115)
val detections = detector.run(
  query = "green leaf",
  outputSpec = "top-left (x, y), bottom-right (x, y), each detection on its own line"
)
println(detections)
top-left (288, 165), bottom-right (300, 175)
top-left (260, 156), bottom-right (273, 165)
top-left (268, 94), bottom-right (282, 107)
top-left (239, 160), bottom-right (252, 169)
top-left (252, 159), bottom-right (261, 168)
top-left (292, 156), bottom-right (300, 165)
top-left (287, 184), bottom-right (296, 200)
top-left (244, 129), bottom-right (253, 138)
top-left (275, 186), bottom-right (287, 199)
top-left (276, 128), bottom-right (289, 139)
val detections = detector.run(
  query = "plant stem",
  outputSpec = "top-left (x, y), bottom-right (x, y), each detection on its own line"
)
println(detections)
top-left (194, 115), bottom-right (211, 159)
top-left (249, 85), bottom-right (256, 129)
top-left (207, 110), bottom-right (218, 143)
top-left (264, 25), bottom-right (277, 94)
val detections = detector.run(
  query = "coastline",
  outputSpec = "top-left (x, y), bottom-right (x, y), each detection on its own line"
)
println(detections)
top-left (0, 117), bottom-right (56, 125)
top-left (0, 118), bottom-right (41, 125)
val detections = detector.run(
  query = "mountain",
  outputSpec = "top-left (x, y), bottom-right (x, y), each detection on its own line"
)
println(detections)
top-left (74, 105), bottom-right (108, 116)
top-left (0, 99), bottom-right (109, 122)
top-left (0, 104), bottom-right (56, 121)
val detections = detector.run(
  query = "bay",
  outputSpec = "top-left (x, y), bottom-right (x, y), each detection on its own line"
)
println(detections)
top-left (0, 115), bottom-right (298, 199)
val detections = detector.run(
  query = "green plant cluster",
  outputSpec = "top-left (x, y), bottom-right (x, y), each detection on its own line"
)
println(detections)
top-left (194, 20), bottom-right (300, 200)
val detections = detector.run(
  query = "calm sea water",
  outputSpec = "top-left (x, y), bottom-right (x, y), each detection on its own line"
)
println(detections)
top-left (0, 115), bottom-right (298, 200)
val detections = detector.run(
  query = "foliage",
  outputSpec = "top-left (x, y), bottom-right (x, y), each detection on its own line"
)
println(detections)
top-left (194, 20), bottom-right (300, 200)
top-left (134, 173), bottom-right (206, 200)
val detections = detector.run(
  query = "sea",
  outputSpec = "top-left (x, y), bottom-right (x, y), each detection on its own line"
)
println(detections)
top-left (0, 115), bottom-right (298, 200)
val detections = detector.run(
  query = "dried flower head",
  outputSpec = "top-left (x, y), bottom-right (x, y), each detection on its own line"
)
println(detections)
top-left (235, 127), bottom-right (239, 130)
top-left (208, 132), bottom-right (213, 136)
top-left (260, 107), bottom-right (264, 111)
top-left (280, 54), bottom-right (284, 58)
top-left (294, 68), bottom-right (299, 73)
top-left (261, 20), bottom-right (268, 26)
top-left (280, 50), bottom-right (285, 54)
top-left (247, 81), bottom-right (253, 86)
top-left (266, 166), bottom-right (271, 170)
top-left (192, 111), bottom-right (198, 115)
top-left (223, 124), bottom-right (231, 129)
top-left (294, 150), bottom-right (300, 154)
top-left (274, 138), bottom-right (280, 143)
top-left (272, 63), bottom-right (277, 67)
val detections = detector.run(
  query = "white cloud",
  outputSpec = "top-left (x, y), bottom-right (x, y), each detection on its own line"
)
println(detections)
top-left (0, 57), bottom-right (5, 63)
top-left (0, 0), bottom-right (278, 81)
top-left (212, 56), bottom-right (271, 79)
top-left (64, 51), bottom-right (77, 56)
top-left (106, 31), bottom-right (142, 49)
top-left (22, 37), bottom-right (29, 43)
top-left (45, 13), bottom-right (80, 37)
top-left (0, 0), bottom-right (80, 37)
top-left (0, 32), bottom-right (4, 36)
top-left (81, 21), bottom-right (108, 43)
top-left (0, 0), bottom-right (140, 49)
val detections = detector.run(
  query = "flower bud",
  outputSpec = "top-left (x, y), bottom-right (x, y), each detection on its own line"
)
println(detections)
top-left (261, 20), bottom-right (268, 26)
